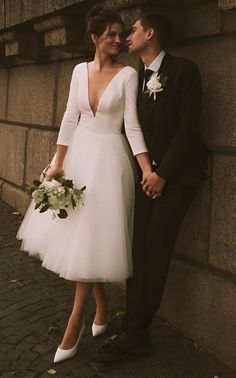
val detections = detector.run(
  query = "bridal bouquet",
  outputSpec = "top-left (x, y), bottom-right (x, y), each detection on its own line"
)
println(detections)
top-left (29, 169), bottom-right (86, 219)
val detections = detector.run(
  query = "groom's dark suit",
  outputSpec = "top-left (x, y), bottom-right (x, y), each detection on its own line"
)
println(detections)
top-left (123, 52), bottom-right (208, 333)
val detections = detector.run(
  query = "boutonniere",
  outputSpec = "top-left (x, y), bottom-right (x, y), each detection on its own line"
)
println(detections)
top-left (145, 73), bottom-right (168, 101)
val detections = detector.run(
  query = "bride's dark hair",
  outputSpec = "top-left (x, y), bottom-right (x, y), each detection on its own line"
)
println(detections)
top-left (85, 5), bottom-right (124, 49)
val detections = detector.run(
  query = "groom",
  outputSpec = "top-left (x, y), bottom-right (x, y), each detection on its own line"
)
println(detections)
top-left (96, 11), bottom-right (207, 361)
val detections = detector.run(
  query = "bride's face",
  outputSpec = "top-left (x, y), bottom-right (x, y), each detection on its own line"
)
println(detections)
top-left (92, 22), bottom-right (124, 56)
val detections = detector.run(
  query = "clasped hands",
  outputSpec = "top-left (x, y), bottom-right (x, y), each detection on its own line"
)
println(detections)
top-left (141, 171), bottom-right (166, 199)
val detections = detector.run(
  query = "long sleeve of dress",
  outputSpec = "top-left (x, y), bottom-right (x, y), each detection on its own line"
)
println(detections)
top-left (124, 70), bottom-right (148, 156)
top-left (56, 65), bottom-right (81, 146)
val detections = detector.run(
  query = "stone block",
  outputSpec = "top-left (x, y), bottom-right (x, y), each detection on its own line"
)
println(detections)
top-left (157, 1), bottom-right (221, 40)
top-left (169, 36), bottom-right (236, 150)
top-left (160, 260), bottom-right (236, 370)
top-left (0, 0), bottom-right (4, 30)
top-left (45, 27), bottom-right (67, 47)
top-left (0, 69), bottom-right (8, 118)
top-left (5, 41), bottom-right (19, 56)
top-left (26, 129), bottom-right (58, 185)
top-left (209, 155), bottom-right (236, 274)
top-left (174, 165), bottom-right (212, 264)
top-left (0, 124), bottom-right (27, 186)
top-left (219, 0), bottom-right (236, 9)
top-left (5, 0), bottom-right (22, 27)
top-left (22, 0), bottom-right (82, 23)
top-left (55, 59), bottom-right (82, 127)
top-left (0, 179), bottom-right (4, 198)
top-left (7, 64), bottom-right (56, 126)
top-left (222, 8), bottom-right (236, 33)
top-left (2, 183), bottom-right (30, 215)
top-left (105, 0), bottom-right (150, 8)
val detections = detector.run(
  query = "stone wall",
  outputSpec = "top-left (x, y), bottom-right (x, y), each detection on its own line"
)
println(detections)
top-left (0, 0), bottom-right (235, 370)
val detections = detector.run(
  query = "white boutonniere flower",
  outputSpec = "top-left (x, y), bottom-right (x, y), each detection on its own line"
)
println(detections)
top-left (145, 73), bottom-right (168, 101)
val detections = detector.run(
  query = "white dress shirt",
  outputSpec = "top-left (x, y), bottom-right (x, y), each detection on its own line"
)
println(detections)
top-left (143, 51), bottom-right (166, 167)
top-left (145, 50), bottom-right (166, 73)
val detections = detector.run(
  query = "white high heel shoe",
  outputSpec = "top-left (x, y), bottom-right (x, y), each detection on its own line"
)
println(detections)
top-left (54, 322), bottom-right (85, 363)
top-left (92, 322), bottom-right (108, 337)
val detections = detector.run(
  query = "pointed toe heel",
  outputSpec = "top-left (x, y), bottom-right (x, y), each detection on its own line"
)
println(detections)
top-left (54, 322), bottom-right (85, 363)
top-left (92, 322), bottom-right (108, 337)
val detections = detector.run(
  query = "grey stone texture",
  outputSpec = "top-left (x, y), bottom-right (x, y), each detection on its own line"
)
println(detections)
top-left (1, 182), bottom-right (30, 214)
top-left (5, 0), bottom-right (22, 28)
top-left (174, 171), bottom-right (212, 264)
top-left (7, 64), bottom-right (56, 126)
top-left (1, 0), bottom-right (86, 29)
top-left (0, 69), bottom-right (8, 118)
top-left (0, 0), bottom-right (4, 29)
top-left (160, 259), bottom-right (236, 370)
top-left (222, 8), bottom-right (236, 33)
top-left (219, 0), bottom-right (236, 9)
top-left (0, 200), bottom-right (235, 377)
top-left (169, 36), bottom-right (236, 151)
top-left (158, 0), bottom-right (222, 40)
top-left (0, 123), bottom-right (27, 186)
top-left (26, 129), bottom-right (58, 186)
top-left (22, 0), bottom-right (84, 23)
top-left (209, 154), bottom-right (236, 274)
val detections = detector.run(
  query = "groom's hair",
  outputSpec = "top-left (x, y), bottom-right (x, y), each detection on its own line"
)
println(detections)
top-left (139, 12), bottom-right (172, 48)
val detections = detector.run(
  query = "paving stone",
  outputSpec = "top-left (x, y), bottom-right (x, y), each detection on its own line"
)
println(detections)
top-left (28, 357), bottom-right (51, 372)
top-left (19, 350), bottom-right (39, 362)
top-left (0, 360), bottom-right (11, 371)
top-left (32, 343), bottom-right (54, 355)
top-left (0, 200), bottom-right (235, 376)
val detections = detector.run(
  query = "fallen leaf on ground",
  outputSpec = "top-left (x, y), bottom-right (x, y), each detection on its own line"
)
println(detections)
top-left (47, 368), bottom-right (56, 375)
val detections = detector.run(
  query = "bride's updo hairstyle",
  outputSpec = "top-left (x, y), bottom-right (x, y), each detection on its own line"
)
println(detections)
top-left (85, 5), bottom-right (124, 50)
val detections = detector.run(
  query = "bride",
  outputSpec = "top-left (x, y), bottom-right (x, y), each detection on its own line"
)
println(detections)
top-left (17, 5), bottom-right (152, 363)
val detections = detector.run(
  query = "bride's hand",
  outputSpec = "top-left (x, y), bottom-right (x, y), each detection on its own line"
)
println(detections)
top-left (42, 165), bottom-right (63, 179)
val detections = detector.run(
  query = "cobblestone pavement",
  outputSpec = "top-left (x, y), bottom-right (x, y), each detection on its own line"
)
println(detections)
top-left (0, 200), bottom-right (235, 378)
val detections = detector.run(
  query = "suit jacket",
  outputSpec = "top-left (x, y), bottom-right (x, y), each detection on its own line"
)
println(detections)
top-left (137, 52), bottom-right (208, 186)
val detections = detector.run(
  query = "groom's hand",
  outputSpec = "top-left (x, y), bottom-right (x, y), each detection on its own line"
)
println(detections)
top-left (141, 172), bottom-right (166, 199)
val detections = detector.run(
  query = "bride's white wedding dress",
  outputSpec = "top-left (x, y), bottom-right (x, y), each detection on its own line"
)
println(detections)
top-left (17, 62), bottom-right (147, 282)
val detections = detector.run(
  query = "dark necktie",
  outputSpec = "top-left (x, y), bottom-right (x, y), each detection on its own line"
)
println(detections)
top-left (143, 69), bottom-right (153, 93)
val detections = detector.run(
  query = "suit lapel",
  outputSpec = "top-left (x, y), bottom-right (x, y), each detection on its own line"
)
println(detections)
top-left (137, 68), bottom-right (149, 129)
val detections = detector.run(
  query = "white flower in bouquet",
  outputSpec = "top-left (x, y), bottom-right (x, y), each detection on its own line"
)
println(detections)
top-left (28, 169), bottom-right (86, 219)
top-left (32, 188), bottom-right (44, 204)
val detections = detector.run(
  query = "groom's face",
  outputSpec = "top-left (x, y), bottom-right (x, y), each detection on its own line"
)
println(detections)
top-left (126, 20), bottom-right (149, 53)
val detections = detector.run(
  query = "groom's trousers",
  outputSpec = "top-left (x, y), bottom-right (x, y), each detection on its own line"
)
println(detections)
top-left (123, 180), bottom-right (201, 333)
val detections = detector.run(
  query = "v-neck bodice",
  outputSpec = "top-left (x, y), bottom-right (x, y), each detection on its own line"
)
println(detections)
top-left (86, 63), bottom-right (128, 118)
top-left (57, 62), bottom-right (148, 156)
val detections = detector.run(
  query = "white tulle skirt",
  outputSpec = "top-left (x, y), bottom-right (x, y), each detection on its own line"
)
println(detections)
top-left (17, 125), bottom-right (136, 282)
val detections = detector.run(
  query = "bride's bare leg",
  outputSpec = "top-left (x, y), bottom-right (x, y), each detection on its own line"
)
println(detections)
top-left (60, 281), bottom-right (92, 349)
top-left (93, 283), bottom-right (108, 325)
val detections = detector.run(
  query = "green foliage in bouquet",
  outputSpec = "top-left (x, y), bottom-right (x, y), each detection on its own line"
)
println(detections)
top-left (28, 170), bottom-right (86, 219)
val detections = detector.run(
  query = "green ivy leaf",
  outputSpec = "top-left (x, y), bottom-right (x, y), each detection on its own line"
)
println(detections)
top-left (62, 179), bottom-right (73, 188)
top-left (58, 209), bottom-right (68, 219)
top-left (71, 198), bottom-right (76, 209)
top-left (53, 172), bottom-right (64, 182)
top-left (39, 204), bottom-right (49, 213)
top-left (33, 180), bottom-right (41, 186)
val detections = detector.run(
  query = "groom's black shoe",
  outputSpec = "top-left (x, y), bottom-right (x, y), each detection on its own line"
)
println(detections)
top-left (94, 331), bottom-right (151, 362)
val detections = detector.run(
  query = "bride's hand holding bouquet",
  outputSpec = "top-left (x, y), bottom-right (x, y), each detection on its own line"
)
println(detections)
top-left (28, 164), bottom-right (86, 219)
